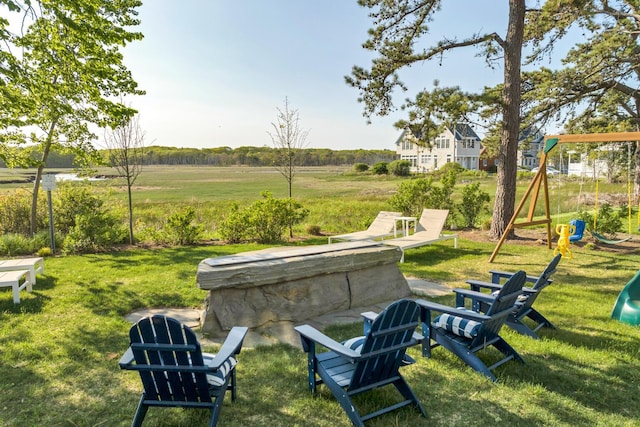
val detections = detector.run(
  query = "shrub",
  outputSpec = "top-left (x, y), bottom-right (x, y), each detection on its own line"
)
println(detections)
top-left (0, 189), bottom-right (47, 235)
top-left (247, 192), bottom-right (309, 243)
top-left (0, 233), bottom-right (34, 256)
top-left (371, 162), bottom-right (388, 175)
top-left (434, 162), bottom-right (465, 177)
top-left (457, 183), bottom-right (491, 228)
top-left (424, 168), bottom-right (456, 211)
top-left (390, 178), bottom-right (433, 217)
top-left (577, 203), bottom-right (623, 237)
top-left (163, 206), bottom-right (203, 246)
top-left (53, 183), bottom-right (106, 235)
top-left (306, 224), bottom-right (322, 235)
top-left (353, 163), bottom-right (369, 173)
top-left (219, 192), bottom-right (309, 244)
top-left (218, 204), bottom-right (250, 243)
top-left (63, 210), bottom-right (127, 253)
top-left (388, 160), bottom-right (411, 176)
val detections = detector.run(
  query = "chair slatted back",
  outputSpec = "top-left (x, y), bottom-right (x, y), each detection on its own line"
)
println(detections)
top-left (129, 316), bottom-right (212, 403)
top-left (471, 271), bottom-right (526, 347)
top-left (350, 299), bottom-right (420, 390)
top-left (523, 254), bottom-right (561, 310)
top-left (532, 254), bottom-right (561, 291)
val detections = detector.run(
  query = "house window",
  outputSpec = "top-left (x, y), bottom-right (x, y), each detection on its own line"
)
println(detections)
top-left (402, 154), bottom-right (417, 167)
top-left (402, 140), bottom-right (414, 150)
top-left (483, 159), bottom-right (488, 167)
top-left (433, 155), bottom-right (438, 169)
top-left (435, 137), bottom-right (450, 149)
top-left (462, 138), bottom-right (475, 149)
top-left (446, 154), bottom-right (452, 163)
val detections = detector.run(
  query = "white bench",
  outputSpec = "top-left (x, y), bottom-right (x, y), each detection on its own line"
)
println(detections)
top-left (0, 257), bottom-right (44, 286)
top-left (0, 270), bottom-right (32, 304)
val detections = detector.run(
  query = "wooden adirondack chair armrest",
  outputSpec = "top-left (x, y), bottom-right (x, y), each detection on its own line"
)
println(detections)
top-left (361, 311), bottom-right (377, 321)
top-left (521, 286), bottom-right (538, 295)
top-left (465, 279), bottom-right (502, 292)
top-left (206, 326), bottom-right (249, 369)
top-left (118, 347), bottom-right (135, 370)
top-left (361, 311), bottom-right (377, 335)
top-left (294, 324), bottom-right (360, 360)
top-left (416, 299), bottom-right (490, 322)
top-left (454, 288), bottom-right (496, 304)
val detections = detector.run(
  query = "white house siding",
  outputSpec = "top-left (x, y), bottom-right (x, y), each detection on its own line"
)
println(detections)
top-left (395, 127), bottom-right (481, 172)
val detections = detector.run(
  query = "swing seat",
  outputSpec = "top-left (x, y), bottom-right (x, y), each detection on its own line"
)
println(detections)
top-left (591, 231), bottom-right (632, 245)
top-left (569, 219), bottom-right (585, 242)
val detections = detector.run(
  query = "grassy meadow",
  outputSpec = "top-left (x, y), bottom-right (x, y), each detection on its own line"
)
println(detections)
top-left (1, 166), bottom-right (640, 426)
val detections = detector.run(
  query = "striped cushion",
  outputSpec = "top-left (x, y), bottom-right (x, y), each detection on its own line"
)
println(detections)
top-left (202, 353), bottom-right (238, 387)
top-left (433, 308), bottom-right (481, 338)
top-left (342, 336), bottom-right (366, 353)
top-left (491, 290), bottom-right (527, 303)
top-left (341, 335), bottom-right (416, 365)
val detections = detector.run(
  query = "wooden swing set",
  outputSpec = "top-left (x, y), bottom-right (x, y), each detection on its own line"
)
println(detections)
top-left (489, 131), bottom-right (640, 263)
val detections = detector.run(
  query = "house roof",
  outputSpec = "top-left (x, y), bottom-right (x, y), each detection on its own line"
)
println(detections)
top-left (395, 123), bottom-right (480, 145)
top-left (518, 127), bottom-right (544, 145)
top-left (453, 124), bottom-right (480, 140)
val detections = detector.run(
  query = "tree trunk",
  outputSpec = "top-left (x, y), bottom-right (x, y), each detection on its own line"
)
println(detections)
top-left (127, 175), bottom-right (135, 245)
top-left (489, 0), bottom-right (525, 240)
top-left (30, 119), bottom-right (58, 236)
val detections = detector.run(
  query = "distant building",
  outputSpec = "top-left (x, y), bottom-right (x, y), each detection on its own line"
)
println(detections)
top-left (517, 128), bottom-right (545, 169)
top-left (394, 124), bottom-right (481, 172)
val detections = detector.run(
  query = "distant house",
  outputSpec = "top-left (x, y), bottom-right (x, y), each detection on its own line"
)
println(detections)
top-left (478, 145), bottom-right (497, 172)
top-left (394, 124), bottom-right (482, 172)
top-left (517, 128), bottom-right (545, 169)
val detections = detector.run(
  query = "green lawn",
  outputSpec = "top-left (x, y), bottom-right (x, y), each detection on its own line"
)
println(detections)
top-left (1, 237), bottom-right (639, 426)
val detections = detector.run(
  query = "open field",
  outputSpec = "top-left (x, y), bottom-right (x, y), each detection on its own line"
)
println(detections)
top-left (1, 166), bottom-right (640, 426)
top-left (2, 165), bottom-right (636, 240)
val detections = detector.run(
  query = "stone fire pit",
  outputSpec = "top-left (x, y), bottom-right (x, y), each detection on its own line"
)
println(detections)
top-left (196, 241), bottom-right (411, 337)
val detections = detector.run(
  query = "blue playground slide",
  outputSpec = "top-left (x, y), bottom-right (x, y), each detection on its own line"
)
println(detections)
top-left (611, 269), bottom-right (640, 326)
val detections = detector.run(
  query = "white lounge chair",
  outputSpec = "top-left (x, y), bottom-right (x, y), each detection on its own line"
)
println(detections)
top-left (0, 257), bottom-right (44, 304)
top-left (0, 257), bottom-right (44, 285)
top-left (382, 209), bottom-right (458, 262)
top-left (328, 211), bottom-right (402, 244)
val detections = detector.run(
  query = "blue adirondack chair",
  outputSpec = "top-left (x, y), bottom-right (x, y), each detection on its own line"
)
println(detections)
top-left (417, 270), bottom-right (526, 382)
top-left (119, 315), bottom-right (248, 427)
top-left (295, 299), bottom-right (427, 427)
top-left (464, 254), bottom-right (561, 338)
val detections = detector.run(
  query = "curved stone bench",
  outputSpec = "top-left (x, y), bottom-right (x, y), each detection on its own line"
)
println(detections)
top-left (196, 241), bottom-right (410, 337)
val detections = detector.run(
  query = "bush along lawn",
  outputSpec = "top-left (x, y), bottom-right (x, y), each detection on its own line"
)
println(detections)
top-left (1, 239), bottom-right (640, 426)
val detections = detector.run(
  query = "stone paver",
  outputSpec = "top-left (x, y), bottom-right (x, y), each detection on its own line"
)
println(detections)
top-left (124, 276), bottom-right (452, 348)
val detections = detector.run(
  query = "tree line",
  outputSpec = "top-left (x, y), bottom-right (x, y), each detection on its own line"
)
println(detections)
top-left (0, 146), bottom-right (397, 169)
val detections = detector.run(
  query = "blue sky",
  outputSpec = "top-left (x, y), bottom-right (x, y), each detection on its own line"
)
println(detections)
top-left (122, 1), bottom-right (554, 151)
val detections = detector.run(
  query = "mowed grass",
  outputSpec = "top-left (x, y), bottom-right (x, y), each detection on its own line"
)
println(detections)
top-left (1, 166), bottom-right (640, 426)
top-left (1, 239), bottom-right (639, 426)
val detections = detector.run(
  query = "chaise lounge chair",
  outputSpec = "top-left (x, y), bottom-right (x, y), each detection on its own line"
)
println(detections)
top-left (328, 210), bottom-right (402, 244)
top-left (382, 209), bottom-right (458, 262)
top-left (0, 257), bottom-right (44, 304)
top-left (463, 254), bottom-right (561, 338)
